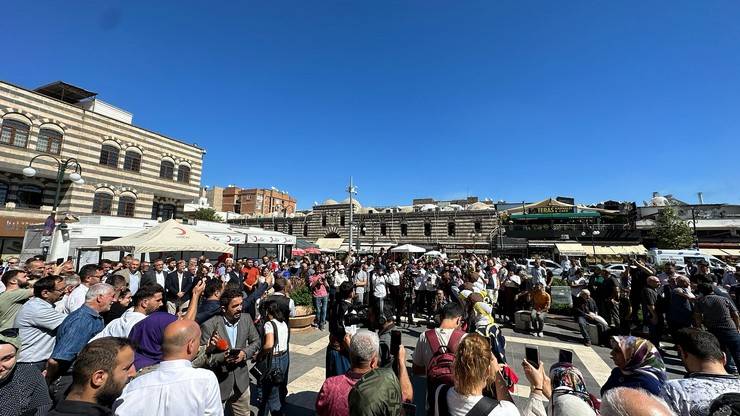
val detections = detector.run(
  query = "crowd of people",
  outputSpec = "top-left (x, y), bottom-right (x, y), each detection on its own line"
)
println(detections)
top-left (0, 249), bottom-right (739, 416)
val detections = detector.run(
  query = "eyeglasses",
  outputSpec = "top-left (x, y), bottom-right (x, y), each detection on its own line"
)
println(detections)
top-left (0, 328), bottom-right (19, 338)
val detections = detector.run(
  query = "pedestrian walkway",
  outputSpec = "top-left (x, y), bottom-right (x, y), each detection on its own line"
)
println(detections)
top-left (279, 321), bottom-right (688, 415)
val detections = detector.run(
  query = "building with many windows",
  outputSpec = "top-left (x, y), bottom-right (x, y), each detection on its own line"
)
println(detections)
top-left (0, 80), bottom-right (204, 257)
top-left (215, 186), bottom-right (296, 216)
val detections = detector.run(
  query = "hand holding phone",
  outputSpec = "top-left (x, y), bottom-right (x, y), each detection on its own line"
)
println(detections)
top-left (390, 330), bottom-right (402, 356)
top-left (525, 346), bottom-right (540, 369)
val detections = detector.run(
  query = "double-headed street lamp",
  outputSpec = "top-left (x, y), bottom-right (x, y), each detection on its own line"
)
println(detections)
top-left (22, 155), bottom-right (85, 213)
top-left (581, 228), bottom-right (601, 256)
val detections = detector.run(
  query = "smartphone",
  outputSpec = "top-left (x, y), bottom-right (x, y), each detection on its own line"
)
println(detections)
top-left (56, 258), bottom-right (64, 266)
top-left (228, 349), bottom-right (241, 357)
top-left (558, 349), bottom-right (573, 364)
top-left (391, 330), bottom-right (402, 356)
top-left (525, 346), bottom-right (540, 369)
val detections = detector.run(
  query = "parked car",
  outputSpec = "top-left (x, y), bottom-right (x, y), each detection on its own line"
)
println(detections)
top-left (604, 263), bottom-right (628, 276)
top-left (524, 258), bottom-right (564, 276)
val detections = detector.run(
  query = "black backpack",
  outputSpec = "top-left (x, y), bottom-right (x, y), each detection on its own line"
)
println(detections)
top-left (435, 385), bottom-right (499, 416)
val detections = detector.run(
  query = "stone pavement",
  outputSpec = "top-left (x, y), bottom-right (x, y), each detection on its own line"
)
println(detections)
top-left (278, 320), bottom-right (688, 415)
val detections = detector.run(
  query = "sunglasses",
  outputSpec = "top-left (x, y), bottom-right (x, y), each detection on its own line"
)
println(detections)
top-left (0, 328), bottom-right (19, 338)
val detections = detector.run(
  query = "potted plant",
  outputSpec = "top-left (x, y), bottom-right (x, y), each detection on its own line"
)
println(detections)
top-left (288, 277), bottom-right (315, 329)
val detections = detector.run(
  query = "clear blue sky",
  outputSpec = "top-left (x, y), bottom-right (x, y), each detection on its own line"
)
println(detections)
top-left (5, 1), bottom-right (740, 209)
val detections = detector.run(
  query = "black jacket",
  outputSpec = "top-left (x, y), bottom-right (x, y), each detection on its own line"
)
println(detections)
top-left (164, 271), bottom-right (194, 302)
top-left (49, 400), bottom-right (112, 416)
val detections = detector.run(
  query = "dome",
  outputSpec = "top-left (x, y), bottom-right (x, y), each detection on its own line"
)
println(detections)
top-left (468, 202), bottom-right (493, 211)
top-left (322, 199), bottom-right (338, 205)
top-left (341, 198), bottom-right (362, 209)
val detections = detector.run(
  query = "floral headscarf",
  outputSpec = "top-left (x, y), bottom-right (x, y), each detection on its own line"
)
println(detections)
top-left (612, 336), bottom-right (667, 382)
top-left (549, 363), bottom-right (599, 412)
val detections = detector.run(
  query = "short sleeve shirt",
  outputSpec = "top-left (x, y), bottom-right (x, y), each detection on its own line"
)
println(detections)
top-left (15, 297), bottom-right (66, 362)
top-left (309, 273), bottom-right (329, 297)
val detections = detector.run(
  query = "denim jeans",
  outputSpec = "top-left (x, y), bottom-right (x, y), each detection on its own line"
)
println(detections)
top-left (258, 353), bottom-right (290, 416)
top-left (709, 327), bottom-right (740, 374)
top-left (577, 316), bottom-right (606, 343)
top-left (314, 296), bottom-right (328, 326)
top-left (530, 310), bottom-right (547, 333)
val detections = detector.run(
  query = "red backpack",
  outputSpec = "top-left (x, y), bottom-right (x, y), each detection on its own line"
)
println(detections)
top-left (425, 328), bottom-right (465, 391)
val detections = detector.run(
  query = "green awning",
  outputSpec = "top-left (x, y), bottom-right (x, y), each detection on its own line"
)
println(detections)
top-left (511, 211), bottom-right (601, 219)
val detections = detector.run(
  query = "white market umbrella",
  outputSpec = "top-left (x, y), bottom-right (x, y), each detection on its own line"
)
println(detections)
top-left (424, 250), bottom-right (443, 257)
top-left (100, 219), bottom-right (233, 254)
top-left (390, 244), bottom-right (426, 253)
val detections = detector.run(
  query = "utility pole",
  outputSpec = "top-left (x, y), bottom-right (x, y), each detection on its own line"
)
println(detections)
top-left (347, 177), bottom-right (357, 253)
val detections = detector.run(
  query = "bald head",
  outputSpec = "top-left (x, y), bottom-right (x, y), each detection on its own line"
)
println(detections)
top-left (601, 387), bottom-right (675, 416)
top-left (647, 276), bottom-right (661, 288)
top-left (161, 320), bottom-right (201, 361)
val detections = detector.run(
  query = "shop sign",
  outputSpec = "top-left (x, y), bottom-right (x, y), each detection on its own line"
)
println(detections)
top-left (0, 216), bottom-right (44, 237)
top-left (527, 206), bottom-right (575, 214)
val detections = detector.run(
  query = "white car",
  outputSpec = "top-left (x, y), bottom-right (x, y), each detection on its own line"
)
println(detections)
top-left (604, 264), bottom-right (628, 276)
top-left (524, 259), bottom-right (564, 276)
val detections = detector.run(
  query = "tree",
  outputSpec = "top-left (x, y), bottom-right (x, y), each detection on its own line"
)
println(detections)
top-left (650, 206), bottom-right (694, 249)
top-left (192, 208), bottom-right (223, 222)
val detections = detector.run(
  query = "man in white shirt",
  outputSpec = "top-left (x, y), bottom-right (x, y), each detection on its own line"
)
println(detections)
top-left (90, 284), bottom-right (164, 341)
top-left (114, 259), bottom-right (141, 296)
top-left (141, 259), bottom-right (167, 288)
top-left (114, 319), bottom-right (223, 415)
top-left (63, 264), bottom-right (104, 314)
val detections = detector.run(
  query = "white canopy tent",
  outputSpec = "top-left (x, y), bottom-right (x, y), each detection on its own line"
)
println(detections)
top-left (390, 244), bottom-right (427, 253)
top-left (424, 250), bottom-right (444, 257)
top-left (99, 219), bottom-right (233, 254)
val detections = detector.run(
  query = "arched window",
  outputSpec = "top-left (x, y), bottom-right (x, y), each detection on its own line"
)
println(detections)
top-left (176, 164), bottom-right (190, 183)
top-left (36, 128), bottom-right (63, 154)
top-left (16, 185), bottom-right (43, 209)
top-left (400, 223), bottom-right (408, 237)
top-left (159, 160), bottom-right (174, 179)
top-left (0, 119), bottom-right (30, 148)
top-left (99, 144), bottom-right (119, 167)
top-left (117, 196), bottom-right (136, 217)
top-left (123, 150), bottom-right (141, 172)
top-left (0, 182), bottom-right (8, 206)
top-left (288, 223), bottom-right (293, 235)
top-left (92, 192), bottom-right (113, 215)
top-left (424, 223), bottom-right (432, 237)
top-left (447, 222), bottom-right (456, 237)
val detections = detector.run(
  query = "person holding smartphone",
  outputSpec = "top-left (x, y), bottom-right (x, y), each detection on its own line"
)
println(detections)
top-left (433, 333), bottom-right (518, 416)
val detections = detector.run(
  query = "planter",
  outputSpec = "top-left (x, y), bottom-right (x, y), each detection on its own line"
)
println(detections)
top-left (290, 305), bottom-right (315, 329)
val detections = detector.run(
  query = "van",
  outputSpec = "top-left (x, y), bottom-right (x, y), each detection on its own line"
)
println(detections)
top-left (647, 248), bottom-right (728, 271)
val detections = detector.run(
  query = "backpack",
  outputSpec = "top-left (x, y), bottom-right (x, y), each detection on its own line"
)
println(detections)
top-left (435, 385), bottom-right (499, 416)
top-left (426, 328), bottom-right (465, 391)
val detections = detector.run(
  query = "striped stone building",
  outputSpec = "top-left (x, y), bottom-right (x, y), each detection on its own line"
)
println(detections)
top-left (232, 198), bottom-right (501, 253)
top-left (0, 80), bottom-right (204, 256)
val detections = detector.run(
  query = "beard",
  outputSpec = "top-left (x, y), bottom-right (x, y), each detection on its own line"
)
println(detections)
top-left (95, 378), bottom-right (127, 407)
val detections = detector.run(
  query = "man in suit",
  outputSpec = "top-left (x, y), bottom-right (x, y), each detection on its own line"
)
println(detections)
top-left (165, 260), bottom-right (193, 314)
top-left (200, 287), bottom-right (261, 416)
top-left (141, 258), bottom-right (166, 288)
top-left (114, 259), bottom-right (142, 295)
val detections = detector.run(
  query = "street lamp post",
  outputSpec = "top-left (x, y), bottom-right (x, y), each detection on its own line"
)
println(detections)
top-left (22, 155), bottom-right (85, 213)
top-left (581, 228), bottom-right (601, 256)
top-left (23, 155), bottom-right (85, 258)
top-left (347, 177), bottom-right (357, 253)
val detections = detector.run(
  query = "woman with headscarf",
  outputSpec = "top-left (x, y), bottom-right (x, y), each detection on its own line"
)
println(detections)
top-left (128, 311), bottom-right (178, 371)
top-left (601, 335), bottom-right (667, 396)
top-left (522, 358), bottom-right (599, 416)
top-left (0, 328), bottom-right (52, 415)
